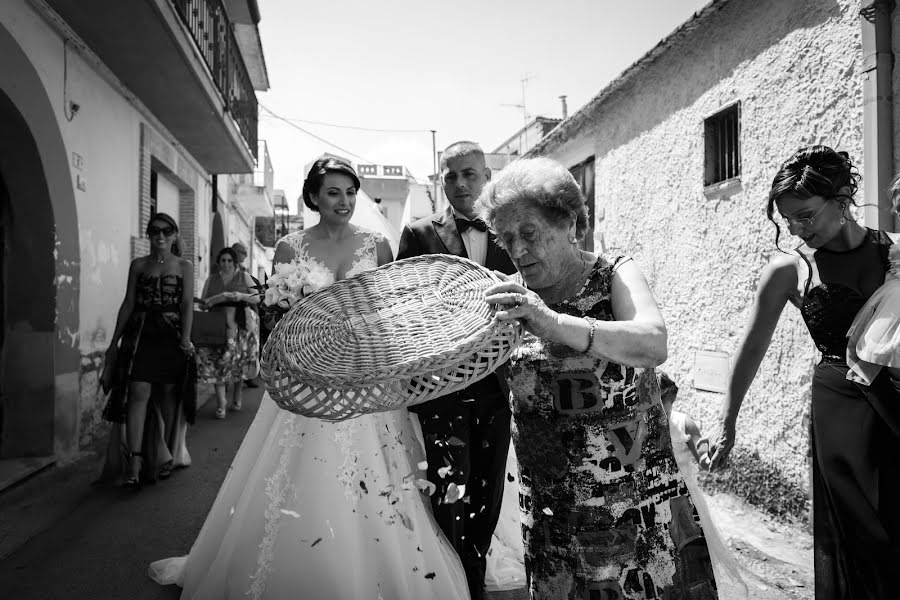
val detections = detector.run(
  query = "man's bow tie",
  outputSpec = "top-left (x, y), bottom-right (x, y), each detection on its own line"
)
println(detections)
top-left (455, 217), bottom-right (488, 233)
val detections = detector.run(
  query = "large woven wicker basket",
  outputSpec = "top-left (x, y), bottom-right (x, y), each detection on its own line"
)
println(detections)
top-left (260, 254), bottom-right (523, 421)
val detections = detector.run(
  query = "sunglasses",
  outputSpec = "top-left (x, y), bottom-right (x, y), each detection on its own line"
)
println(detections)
top-left (148, 226), bottom-right (176, 237)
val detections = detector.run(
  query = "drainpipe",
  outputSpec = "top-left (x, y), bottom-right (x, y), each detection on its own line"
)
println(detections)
top-left (860, 1), bottom-right (896, 231)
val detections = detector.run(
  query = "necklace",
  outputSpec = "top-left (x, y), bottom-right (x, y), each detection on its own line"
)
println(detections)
top-left (153, 255), bottom-right (165, 264)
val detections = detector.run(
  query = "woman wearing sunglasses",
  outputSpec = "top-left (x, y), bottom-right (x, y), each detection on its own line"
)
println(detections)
top-left (707, 146), bottom-right (900, 597)
top-left (99, 212), bottom-right (195, 489)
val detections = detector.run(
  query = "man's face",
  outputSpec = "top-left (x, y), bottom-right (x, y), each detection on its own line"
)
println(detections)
top-left (235, 251), bottom-right (247, 265)
top-left (441, 153), bottom-right (490, 219)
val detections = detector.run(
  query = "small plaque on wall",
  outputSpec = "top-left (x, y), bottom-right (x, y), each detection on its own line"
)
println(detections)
top-left (693, 350), bottom-right (731, 393)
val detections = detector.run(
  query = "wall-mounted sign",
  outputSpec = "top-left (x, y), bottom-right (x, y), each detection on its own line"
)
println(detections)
top-left (693, 350), bottom-right (731, 393)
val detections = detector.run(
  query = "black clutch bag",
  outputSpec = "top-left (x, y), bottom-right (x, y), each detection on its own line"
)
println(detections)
top-left (191, 310), bottom-right (229, 346)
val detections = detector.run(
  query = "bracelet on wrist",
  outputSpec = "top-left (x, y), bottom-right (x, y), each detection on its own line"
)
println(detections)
top-left (583, 317), bottom-right (596, 354)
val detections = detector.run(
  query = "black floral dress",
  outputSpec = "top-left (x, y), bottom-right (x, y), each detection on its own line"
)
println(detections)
top-left (503, 255), bottom-right (717, 599)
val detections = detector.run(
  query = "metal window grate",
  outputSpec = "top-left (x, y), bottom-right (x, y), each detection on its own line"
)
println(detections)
top-left (704, 103), bottom-right (741, 186)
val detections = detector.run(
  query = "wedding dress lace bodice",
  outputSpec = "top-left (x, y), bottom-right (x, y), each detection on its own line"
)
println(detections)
top-left (276, 226), bottom-right (384, 287)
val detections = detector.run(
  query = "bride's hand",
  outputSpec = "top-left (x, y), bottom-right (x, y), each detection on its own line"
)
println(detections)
top-left (484, 281), bottom-right (559, 339)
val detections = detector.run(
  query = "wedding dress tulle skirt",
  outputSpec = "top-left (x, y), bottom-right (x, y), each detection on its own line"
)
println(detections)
top-left (150, 394), bottom-right (469, 600)
top-left (847, 277), bottom-right (900, 385)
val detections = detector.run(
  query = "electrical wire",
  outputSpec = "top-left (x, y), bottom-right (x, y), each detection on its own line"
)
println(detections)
top-left (258, 104), bottom-right (377, 164)
top-left (259, 103), bottom-right (431, 134)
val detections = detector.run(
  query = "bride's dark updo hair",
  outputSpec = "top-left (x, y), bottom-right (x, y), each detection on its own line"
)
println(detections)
top-left (766, 145), bottom-right (860, 247)
top-left (302, 157), bottom-right (361, 212)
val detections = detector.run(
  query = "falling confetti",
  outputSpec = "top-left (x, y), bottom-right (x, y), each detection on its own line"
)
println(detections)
top-left (424, 572), bottom-right (436, 580)
top-left (446, 436), bottom-right (466, 447)
top-left (437, 465), bottom-right (452, 479)
top-left (359, 481), bottom-right (368, 494)
top-left (279, 509), bottom-right (301, 518)
top-left (443, 482), bottom-right (463, 504)
top-left (542, 507), bottom-right (554, 516)
top-left (507, 473), bottom-right (515, 482)
top-left (415, 479), bottom-right (436, 495)
top-left (311, 537), bottom-right (323, 547)
top-left (417, 461), bottom-right (428, 470)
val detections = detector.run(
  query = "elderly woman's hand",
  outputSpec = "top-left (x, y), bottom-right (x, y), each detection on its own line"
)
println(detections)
top-left (485, 280), bottom-right (561, 340)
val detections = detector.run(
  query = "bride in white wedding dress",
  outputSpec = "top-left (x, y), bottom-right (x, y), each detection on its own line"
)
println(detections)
top-left (149, 158), bottom-right (469, 600)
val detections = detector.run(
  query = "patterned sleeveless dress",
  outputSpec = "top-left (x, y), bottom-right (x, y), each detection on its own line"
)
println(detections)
top-left (503, 255), bottom-right (718, 599)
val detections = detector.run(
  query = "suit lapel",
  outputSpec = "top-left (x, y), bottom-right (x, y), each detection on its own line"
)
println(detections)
top-left (485, 232), bottom-right (508, 271)
top-left (433, 206), bottom-right (467, 258)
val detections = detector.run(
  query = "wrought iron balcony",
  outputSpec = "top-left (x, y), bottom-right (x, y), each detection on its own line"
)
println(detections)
top-left (171, 0), bottom-right (258, 160)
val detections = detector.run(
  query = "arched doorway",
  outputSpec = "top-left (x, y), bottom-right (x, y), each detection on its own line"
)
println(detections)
top-left (0, 24), bottom-right (80, 473)
top-left (0, 89), bottom-right (57, 460)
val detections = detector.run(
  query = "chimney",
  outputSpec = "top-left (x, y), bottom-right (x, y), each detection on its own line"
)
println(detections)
top-left (559, 95), bottom-right (568, 120)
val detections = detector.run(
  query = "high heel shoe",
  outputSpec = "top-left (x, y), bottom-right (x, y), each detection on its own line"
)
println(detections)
top-left (124, 451), bottom-right (143, 490)
top-left (158, 459), bottom-right (174, 480)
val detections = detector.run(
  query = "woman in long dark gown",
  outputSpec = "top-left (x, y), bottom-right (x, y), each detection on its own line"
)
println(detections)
top-left (707, 145), bottom-right (900, 598)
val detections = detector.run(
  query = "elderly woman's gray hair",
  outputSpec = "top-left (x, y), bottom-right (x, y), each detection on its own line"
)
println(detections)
top-left (476, 157), bottom-right (590, 240)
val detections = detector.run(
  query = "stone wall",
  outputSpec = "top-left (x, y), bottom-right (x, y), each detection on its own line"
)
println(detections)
top-left (539, 0), bottom-right (862, 520)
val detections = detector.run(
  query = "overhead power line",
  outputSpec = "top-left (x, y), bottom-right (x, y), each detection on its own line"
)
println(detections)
top-left (259, 104), bottom-right (431, 134)
top-left (258, 104), bottom-right (376, 164)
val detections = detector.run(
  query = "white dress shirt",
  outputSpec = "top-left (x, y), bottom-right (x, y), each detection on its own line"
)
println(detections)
top-left (451, 208), bottom-right (488, 266)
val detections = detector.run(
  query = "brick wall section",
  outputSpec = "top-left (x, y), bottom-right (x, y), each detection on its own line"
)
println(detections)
top-left (136, 123), bottom-right (205, 295)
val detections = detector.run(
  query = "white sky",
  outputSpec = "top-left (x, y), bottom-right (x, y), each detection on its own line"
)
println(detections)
top-left (256, 0), bottom-right (711, 210)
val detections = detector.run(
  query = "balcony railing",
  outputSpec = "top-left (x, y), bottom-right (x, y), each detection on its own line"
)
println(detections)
top-left (171, 0), bottom-right (258, 160)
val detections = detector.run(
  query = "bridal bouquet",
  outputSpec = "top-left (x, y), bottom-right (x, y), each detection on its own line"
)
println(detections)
top-left (258, 262), bottom-right (329, 328)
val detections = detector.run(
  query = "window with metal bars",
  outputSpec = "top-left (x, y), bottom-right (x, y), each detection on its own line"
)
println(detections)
top-left (704, 103), bottom-right (741, 187)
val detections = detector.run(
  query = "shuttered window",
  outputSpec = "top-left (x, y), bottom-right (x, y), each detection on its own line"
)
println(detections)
top-left (704, 103), bottom-right (741, 186)
top-left (569, 156), bottom-right (595, 252)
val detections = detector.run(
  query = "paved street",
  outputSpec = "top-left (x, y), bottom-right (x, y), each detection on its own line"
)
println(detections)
top-left (0, 387), bottom-right (262, 600)
top-left (0, 384), bottom-right (813, 600)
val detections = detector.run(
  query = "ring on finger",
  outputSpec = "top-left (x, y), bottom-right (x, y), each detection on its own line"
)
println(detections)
top-left (514, 293), bottom-right (526, 306)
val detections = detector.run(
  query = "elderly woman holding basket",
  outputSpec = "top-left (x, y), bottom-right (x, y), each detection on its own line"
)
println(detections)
top-left (479, 158), bottom-right (722, 599)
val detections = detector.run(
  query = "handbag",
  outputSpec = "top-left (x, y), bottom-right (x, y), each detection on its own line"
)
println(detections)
top-left (191, 310), bottom-right (229, 346)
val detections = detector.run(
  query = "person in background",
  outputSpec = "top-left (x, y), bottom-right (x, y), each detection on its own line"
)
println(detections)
top-left (99, 212), bottom-right (194, 488)
top-left (398, 140), bottom-right (517, 600)
top-left (195, 247), bottom-right (259, 419)
top-left (231, 242), bottom-right (261, 389)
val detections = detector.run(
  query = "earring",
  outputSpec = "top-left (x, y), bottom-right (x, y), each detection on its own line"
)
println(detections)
top-left (840, 203), bottom-right (847, 225)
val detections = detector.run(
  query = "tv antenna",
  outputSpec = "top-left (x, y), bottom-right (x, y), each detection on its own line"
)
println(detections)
top-left (501, 74), bottom-right (534, 154)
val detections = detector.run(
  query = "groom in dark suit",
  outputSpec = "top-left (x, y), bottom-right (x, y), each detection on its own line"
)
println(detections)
top-left (398, 141), bottom-right (516, 600)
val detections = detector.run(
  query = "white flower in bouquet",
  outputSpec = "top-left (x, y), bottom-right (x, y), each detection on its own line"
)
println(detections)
top-left (264, 263), bottom-right (309, 309)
